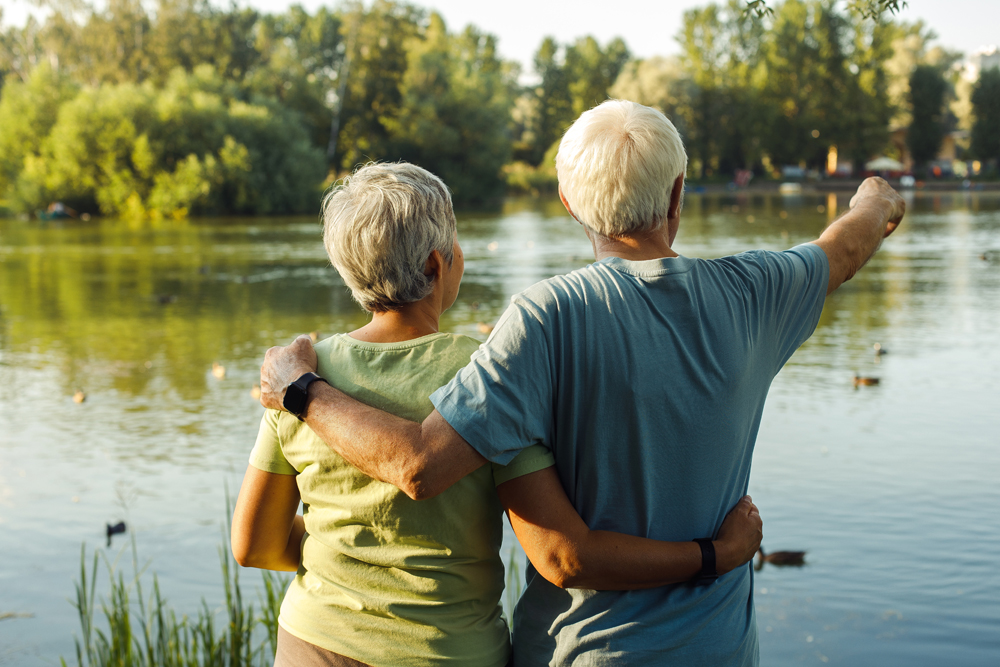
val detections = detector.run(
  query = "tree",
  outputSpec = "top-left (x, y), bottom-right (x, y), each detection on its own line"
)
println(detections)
top-left (389, 13), bottom-right (515, 205)
top-left (667, 0), bottom-right (900, 178)
top-left (246, 5), bottom-right (343, 157)
top-left (530, 37), bottom-right (574, 165)
top-left (0, 16), bottom-right (46, 88)
top-left (332, 0), bottom-right (421, 171)
top-left (839, 7), bottom-right (895, 173)
top-left (677, 1), bottom-right (769, 177)
top-left (744, 0), bottom-right (907, 19)
top-left (564, 36), bottom-right (630, 117)
top-left (7, 66), bottom-right (325, 218)
top-left (520, 35), bottom-right (630, 166)
top-left (906, 64), bottom-right (948, 170)
top-left (0, 62), bottom-right (77, 203)
top-left (971, 68), bottom-right (1000, 166)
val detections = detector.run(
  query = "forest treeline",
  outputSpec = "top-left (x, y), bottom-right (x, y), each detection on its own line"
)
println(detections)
top-left (0, 0), bottom-right (998, 218)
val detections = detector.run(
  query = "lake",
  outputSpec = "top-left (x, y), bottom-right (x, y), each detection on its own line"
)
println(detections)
top-left (1, 191), bottom-right (998, 665)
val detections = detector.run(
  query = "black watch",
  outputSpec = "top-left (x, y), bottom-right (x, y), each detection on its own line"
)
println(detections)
top-left (282, 372), bottom-right (329, 421)
top-left (692, 538), bottom-right (719, 586)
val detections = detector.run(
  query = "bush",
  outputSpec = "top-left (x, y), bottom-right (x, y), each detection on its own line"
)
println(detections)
top-left (0, 63), bottom-right (78, 206)
top-left (503, 139), bottom-right (559, 196)
top-left (2, 66), bottom-right (326, 219)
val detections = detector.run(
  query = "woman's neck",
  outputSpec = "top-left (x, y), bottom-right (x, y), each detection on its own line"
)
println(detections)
top-left (348, 302), bottom-right (442, 343)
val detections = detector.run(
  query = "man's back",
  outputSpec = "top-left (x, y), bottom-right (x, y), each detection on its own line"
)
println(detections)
top-left (431, 244), bottom-right (828, 665)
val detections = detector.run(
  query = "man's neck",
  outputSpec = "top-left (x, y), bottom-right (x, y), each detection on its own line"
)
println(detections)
top-left (590, 227), bottom-right (679, 262)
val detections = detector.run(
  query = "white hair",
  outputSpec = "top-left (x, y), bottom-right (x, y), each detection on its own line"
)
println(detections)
top-left (322, 162), bottom-right (456, 312)
top-left (555, 99), bottom-right (688, 238)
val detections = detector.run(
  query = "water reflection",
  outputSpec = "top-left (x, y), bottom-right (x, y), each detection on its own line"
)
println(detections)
top-left (0, 192), bottom-right (999, 665)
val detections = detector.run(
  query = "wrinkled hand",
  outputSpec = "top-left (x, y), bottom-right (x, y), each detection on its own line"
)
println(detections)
top-left (849, 177), bottom-right (906, 238)
top-left (714, 495), bottom-right (763, 575)
top-left (259, 335), bottom-right (318, 411)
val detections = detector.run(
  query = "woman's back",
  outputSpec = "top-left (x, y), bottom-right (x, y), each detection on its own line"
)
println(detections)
top-left (251, 332), bottom-right (510, 667)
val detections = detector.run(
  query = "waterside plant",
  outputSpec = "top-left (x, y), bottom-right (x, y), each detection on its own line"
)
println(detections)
top-left (63, 532), bottom-right (290, 667)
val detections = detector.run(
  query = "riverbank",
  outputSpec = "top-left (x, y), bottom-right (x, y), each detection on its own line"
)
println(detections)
top-left (687, 178), bottom-right (1000, 194)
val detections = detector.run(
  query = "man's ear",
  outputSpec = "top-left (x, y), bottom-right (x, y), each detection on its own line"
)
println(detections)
top-left (667, 175), bottom-right (685, 220)
top-left (559, 187), bottom-right (582, 225)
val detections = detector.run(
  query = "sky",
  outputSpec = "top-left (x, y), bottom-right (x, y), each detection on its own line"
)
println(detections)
top-left (3, 0), bottom-right (998, 77)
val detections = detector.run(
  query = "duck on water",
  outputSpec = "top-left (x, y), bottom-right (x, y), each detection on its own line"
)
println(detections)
top-left (755, 547), bottom-right (807, 570)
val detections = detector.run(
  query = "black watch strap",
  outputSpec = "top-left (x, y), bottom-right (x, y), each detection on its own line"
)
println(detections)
top-left (692, 538), bottom-right (719, 586)
top-left (282, 372), bottom-right (329, 421)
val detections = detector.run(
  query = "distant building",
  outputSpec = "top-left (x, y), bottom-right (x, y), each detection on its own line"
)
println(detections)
top-left (963, 45), bottom-right (1000, 82)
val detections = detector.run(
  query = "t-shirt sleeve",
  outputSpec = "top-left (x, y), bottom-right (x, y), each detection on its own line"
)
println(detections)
top-left (248, 409), bottom-right (297, 475)
top-left (747, 243), bottom-right (830, 372)
top-left (430, 296), bottom-right (555, 466)
top-left (491, 444), bottom-right (555, 487)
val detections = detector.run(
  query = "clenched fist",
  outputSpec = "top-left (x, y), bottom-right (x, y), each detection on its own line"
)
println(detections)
top-left (849, 177), bottom-right (906, 238)
top-left (714, 496), bottom-right (763, 575)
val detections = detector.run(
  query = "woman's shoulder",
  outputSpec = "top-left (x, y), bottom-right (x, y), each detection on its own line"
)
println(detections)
top-left (445, 332), bottom-right (485, 353)
top-left (422, 333), bottom-right (483, 368)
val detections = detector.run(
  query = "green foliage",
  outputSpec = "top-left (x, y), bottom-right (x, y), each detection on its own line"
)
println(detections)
top-left (0, 0), bottom-right (948, 211)
top-left (0, 0), bottom-right (520, 211)
top-left (666, 0), bottom-right (899, 178)
top-left (0, 62), bottom-right (77, 201)
top-left (515, 35), bottom-right (630, 165)
top-left (846, 0), bottom-right (907, 20)
top-left (676, 1), bottom-right (772, 176)
top-left (388, 14), bottom-right (515, 205)
top-left (906, 64), bottom-right (948, 167)
top-left (65, 536), bottom-right (290, 667)
top-left (742, 0), bottom-right (907, 19)
top-left (971, 68), bottom-right (1000, 165)
top-left (2, 65), bottom-right (325, 218)
top-left (333, 0), bottom-right (421, 170)
top-left (744, 1), bottom-right (775, 18)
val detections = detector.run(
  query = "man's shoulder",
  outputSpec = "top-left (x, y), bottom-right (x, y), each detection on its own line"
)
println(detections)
top-left (512, 264), bottom-right (603, 311)
top-left (714, 244), bottom-right (826, 267)
top-left (703, 244), bottom-right (827, 283)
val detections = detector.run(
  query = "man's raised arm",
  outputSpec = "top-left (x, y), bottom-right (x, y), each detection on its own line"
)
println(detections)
top-left (258, 338), bottom-right (486, 500)
top-left (813, 177), bottom-right (906, 295)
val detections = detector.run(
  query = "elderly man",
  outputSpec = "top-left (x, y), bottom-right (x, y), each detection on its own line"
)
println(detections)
top-left (260, 100), bottom-right (904, 665)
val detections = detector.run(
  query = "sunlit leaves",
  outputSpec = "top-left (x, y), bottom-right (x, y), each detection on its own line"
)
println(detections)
top-left (2, 65), bottom-right (325, 218)
top-left (742, 0), bottom-right (907, 20)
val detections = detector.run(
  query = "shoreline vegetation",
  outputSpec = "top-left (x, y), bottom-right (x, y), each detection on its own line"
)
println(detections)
top-left (62, 510), bottom-right (528, 667)
top-left (63, 506), bottom-right (290, 667)
top-left (2, 0), bottom-right (998, 221)
top-left (4, 178), bottom-right (996, 224)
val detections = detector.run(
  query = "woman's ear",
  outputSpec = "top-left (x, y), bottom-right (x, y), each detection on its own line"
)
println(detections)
top-left (424, 249), bottom-right (445, 279)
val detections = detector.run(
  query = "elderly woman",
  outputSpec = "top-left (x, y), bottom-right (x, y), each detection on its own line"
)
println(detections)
top-left (231, 162), bottom-right (762, 666)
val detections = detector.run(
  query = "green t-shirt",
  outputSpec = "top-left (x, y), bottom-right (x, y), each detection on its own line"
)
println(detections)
top-left (249, 332), bottom-right (554, 667)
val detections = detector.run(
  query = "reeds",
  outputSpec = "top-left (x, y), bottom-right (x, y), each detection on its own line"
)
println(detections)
top-left (63, 531), bottom-right (290, 667)
top-left (64, 513), bottom-right (529, 666)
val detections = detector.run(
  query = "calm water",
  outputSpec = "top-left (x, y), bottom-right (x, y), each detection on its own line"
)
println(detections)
top-left (1, 192), bottom-right (998, 665)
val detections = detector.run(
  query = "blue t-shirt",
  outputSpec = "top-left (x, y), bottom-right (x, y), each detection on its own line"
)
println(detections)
top-left (430, 243), bottom-right (829, 666)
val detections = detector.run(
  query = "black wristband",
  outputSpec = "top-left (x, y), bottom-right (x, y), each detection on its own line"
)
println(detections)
top-left (692, 538), bottom-right (719, 586)
top-left (282, 372), bottom-right (329, 421)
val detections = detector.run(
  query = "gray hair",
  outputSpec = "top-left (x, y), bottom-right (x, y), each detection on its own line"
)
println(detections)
top-left (322, 163), bottom-right (456, 312)
top-left (556, 99), bottom-right (688, 238)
